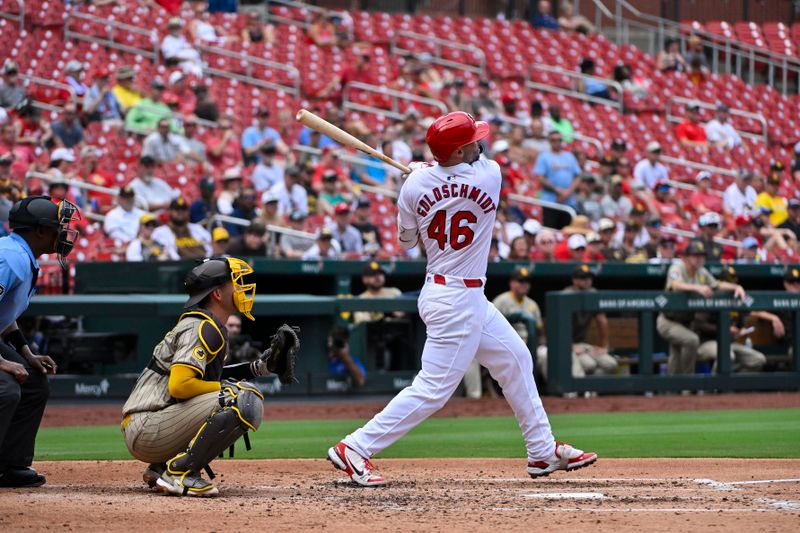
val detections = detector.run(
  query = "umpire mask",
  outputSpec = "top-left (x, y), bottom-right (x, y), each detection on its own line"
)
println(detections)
top-left (9, 196), bottom-right (81, 270)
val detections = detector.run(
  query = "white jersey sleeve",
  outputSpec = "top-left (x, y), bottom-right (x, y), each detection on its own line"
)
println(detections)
top-left (397, 157), bottom-right (501, 279)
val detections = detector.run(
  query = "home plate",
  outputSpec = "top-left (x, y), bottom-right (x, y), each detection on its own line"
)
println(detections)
top-left (524, 492), bottom-right (607, 500)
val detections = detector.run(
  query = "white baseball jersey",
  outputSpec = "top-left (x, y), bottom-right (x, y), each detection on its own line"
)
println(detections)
top-left (397, 158), bottom-right (500, 278)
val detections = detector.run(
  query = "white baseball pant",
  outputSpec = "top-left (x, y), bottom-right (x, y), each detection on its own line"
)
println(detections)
top-left (343, 274), bottom-right (556, 462)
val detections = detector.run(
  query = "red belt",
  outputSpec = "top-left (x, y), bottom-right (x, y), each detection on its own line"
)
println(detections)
top-left (432, 274), bottom-right (483, 288)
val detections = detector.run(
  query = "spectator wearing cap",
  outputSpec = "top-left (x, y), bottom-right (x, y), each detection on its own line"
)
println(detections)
top-left (633, 142), bottom-right (669, 191)
top-left (50, 102), bottom-right (83, 148)
top-left (192, 84), bottom-right (219, 123)
top-left (205, 115), bottom-right (241, 170)
top-left (351, 198), bottom-right (382, 256)
top-left (542, 105), bottom-right (574, 143)
top-left (657, 239), bottom-right (747, 374)
top-left (104, 186), bottom-right (146, 242)
top-left (778, 199), bottom-right (800, 241)
top-left (648, 235), bottom-right (678, 264)
top-left (189, 176), bottom-right (217, 224)
top-left (125, 213), bottom-right (166, 262)
top-left (493, 265), bottom-right (545, 365)
top-left (534, 130), bottom-right (581, 229)
top-left (125, 79), bottom-right (172, 134)
top-left (267, 165), bottom-right (308, 217)
top-left (609, 138), bottom-right (627, 163)
top-left (127, 155), bottom-right (178, 211)
top-left (696, 212), bottom-right (724, 261)
top-left (226, 220), bottom-right (271, 257)
top-left (675, 102), bottom-right (708, 149)
top-left (521, 218), bottom-right (542, 251)
top-left (690, 171), bottom-right (724, 214)
top-left (584, 231), bottom-right (605, 261)
top-left (647, 181), bottom-right (682, 227)
top-left (63, 60), bottom-right (88, 101)
top-left (705, 104), bottom-right (744, 150)
top-left (83, 67), bottom-right (123, 127)
top-left (226, 187), bottom-right (258, 237)
top-left (241, 107), bottom-right (289, 165)
top-left (466, 79), bottom-right (502, 122)
top-left (574, 173), bottom-right (603, 221)
top-left (561, 265), bottom-right (619, 379)
top-left (329, 203), bottom-right (364, 256)
top-left (210, 226), bottom-right (229, 255)
top-left (0, 60), bottom-right (26, 109)
top-left (353, 261), bottom-right (403, 324)
top-left (251, 143), bottom-right (284, 193)
top-left (111, 66), bottom-right (142, 113)
top-left (216, 167), bottom-right (243, 216)
top-left (735, 237), bottom-right (762, 263)
top-left (161, 17), bottom-right (204, 77)
top-left (755, 173), bottom-right (788, 227)
top-left (258, 190), bottom-right (284, 228)
top-left (691, 266), bottom-right (767, 373)
top-left (13, 104), bottom-right (52, 152)
top-left (303, 227), bottom-right (340, 260)
top-left (723, 169), bottom-right (757, 217)
top-left (558, 234), bottom-right (587, 262)
top-left (280, 211), bottom-right (314, 258)
top-left (594, 218), bottom-right (620, 261)
top-left (142, 118), bottom-right (190, 163)
top-left (576, 58), bottom-right (612, 101)
top-left (600, 174), bottom-right (633, 219)
top-left (152, 197), bottom-right (212, 259)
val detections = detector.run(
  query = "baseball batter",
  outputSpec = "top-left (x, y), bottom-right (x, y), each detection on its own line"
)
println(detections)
top-left (121, 257), bottom-right (298, 496)
top-left (328, 112), bottom-right (597, 486)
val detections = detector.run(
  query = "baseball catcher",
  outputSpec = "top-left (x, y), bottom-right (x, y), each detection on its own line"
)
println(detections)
top-left (121, 257), bottom-right (299, 496)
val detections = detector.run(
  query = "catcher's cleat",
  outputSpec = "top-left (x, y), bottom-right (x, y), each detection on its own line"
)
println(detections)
top-left (327, 441), bottom-right (387, 487)
top-left (527, 442), bottom-right (598, 478)
top-left (155, 471), bottom-right (219, 497)
top-left (142, 463), bottom-right (165, 489)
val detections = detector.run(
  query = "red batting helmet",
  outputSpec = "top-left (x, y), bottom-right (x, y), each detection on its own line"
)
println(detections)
top-left (426, 111), bottom-right (490, 163)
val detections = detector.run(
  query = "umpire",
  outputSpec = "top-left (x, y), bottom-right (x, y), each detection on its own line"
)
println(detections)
top-left (0, 196), bottom-right (80, 487)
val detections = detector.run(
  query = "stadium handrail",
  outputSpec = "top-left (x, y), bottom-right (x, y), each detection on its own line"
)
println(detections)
top-left (587, 0), bottom-right (800, 93)
top-left (64, 10), bottom-right (159, 63)
top-left (291, 144), bottom-right (391, 171)
top-left (658, 225), bottom-right (743, 249)
top-left (0, 0), bottom-right (23, 32)
top-left (506, 193), bottom-right (577, 222)
top-left (19, 75), bottom-right (76, 114)
top-left (207, 213), bottom-right (316, 248)
top-left (500, 115), bottom-right (606, 156)
top-left (342, 81), bottom-right (449, 121)
top-left (526, 64), bottom-right (624, 113)
top-left (264, 0), bottom-right (325, 29)
top-left (24, 170), bottom-right (121, 198)
top-left (659, 155), bottom-right (737, 179)
top-left (196, 43), bottom-right (301, 97)
top-left (665, 96), bottom-right (768, 144)
top-left (390, 30), bottom-right (486, 77)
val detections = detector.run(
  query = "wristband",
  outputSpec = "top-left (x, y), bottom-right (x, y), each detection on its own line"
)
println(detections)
top-left (3, 329), bottom-right (28, 350)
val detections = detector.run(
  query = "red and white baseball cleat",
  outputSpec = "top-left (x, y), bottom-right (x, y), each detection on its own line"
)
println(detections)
top-left (327, 441), bottom-right (387, 487)
top-left (527, 441), bottom-right (598, 478)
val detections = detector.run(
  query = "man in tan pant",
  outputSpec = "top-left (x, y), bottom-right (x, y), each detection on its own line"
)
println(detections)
top-left (656, 240), bottom-right (746, 374)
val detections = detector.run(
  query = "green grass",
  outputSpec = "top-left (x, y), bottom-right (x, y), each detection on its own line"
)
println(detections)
top-left (36, 408), bottom-right (800, 461)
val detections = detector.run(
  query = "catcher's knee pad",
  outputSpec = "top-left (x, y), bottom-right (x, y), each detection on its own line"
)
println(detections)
top-left (231, 384), bottom-right (264, 431)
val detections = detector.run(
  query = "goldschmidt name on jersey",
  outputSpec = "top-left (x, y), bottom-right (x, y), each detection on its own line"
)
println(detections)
top-left (415, 183), bottom-right (497, 216)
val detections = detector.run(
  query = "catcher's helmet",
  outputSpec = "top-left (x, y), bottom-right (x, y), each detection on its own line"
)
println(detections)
top-left (184, 257), bottom-right (256, 320)
top-left (425, 111), bottom-right (489, 163)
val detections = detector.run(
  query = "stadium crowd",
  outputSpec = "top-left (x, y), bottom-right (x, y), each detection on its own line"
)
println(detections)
top-left (0, 0), bottom-right (799, 267)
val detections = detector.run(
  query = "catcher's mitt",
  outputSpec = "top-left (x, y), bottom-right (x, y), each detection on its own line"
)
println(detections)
top-left (261, 324), bottom-right (300, 384)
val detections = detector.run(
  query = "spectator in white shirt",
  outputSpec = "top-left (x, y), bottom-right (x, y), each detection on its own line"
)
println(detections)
top-left (216, 166), bottom-right (244, 216)
top-left (302, 227), bottom-right (340, 260)
top-left (160, 18), bottom-right (203, 78)
top-left (705, 104), bottom-right (744, 150)
top-left (265, 165), bottom-right (308, 217)
top-left (723, 169), bottom-right (758, 217)
top-left (632, 141), bottom-right (669, 190)
top-left (251, 143), bottom-right (284, 193)
top-left (125, 212), bottom-right (169, 261)
top-left (127, 156), bottom-right (178, 211)
top-left (328, 203), bottom-right (364, 256)
top-left (103, 186), bottom-right (145, 242)
top-left (141, 118), bottom-right (189, 163)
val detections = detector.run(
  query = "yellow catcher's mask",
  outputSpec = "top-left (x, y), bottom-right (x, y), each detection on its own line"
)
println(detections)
top-left (183, 257), bottom-right (257, 320)
top-left (227, 257), bottom-right (256, 320)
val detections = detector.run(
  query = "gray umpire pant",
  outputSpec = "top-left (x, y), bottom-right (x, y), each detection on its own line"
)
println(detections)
top-left (0, 340), bottom-right (50, 470)
top-left (656, 314), bottom-right (700, 375)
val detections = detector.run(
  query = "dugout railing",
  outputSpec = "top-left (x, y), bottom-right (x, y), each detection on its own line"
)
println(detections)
top-left (545, 289), bottom-right (800, 395)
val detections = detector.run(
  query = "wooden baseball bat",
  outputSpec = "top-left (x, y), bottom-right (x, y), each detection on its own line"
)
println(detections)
top-left (295, 109), bottom-right (411, 174)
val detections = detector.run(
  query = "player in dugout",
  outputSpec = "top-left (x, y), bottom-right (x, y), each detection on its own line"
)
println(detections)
top-left (0, 196), bottom-right (81, 487)
top-left (121, 257), bottom-right (299, 497)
